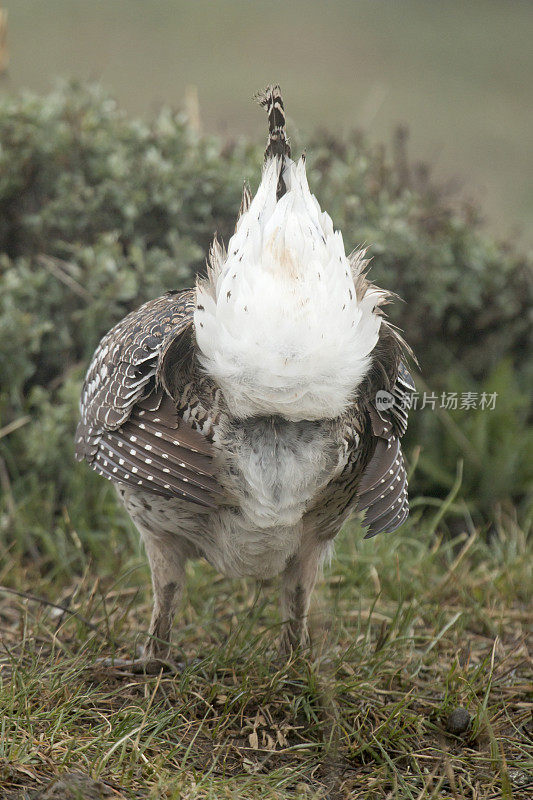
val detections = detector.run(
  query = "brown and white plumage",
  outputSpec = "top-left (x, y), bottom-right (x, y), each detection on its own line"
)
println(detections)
top-left (76, 291), bottom-right (220, 508)
top-left (76, 86), bottom-right (414, 665)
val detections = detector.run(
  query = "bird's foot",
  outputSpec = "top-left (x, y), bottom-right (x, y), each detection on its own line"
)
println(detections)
top-left (92, 646), bottom-right (183, 675)
top-left (278, 626), bottom-right (311, 662)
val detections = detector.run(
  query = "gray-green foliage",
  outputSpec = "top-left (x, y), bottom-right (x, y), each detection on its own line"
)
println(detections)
top-left (0, 84), bottom-right (531, 551)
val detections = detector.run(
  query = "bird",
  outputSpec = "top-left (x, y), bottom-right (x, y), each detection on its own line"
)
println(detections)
top-left (75, 85), bottom-right (414, 670)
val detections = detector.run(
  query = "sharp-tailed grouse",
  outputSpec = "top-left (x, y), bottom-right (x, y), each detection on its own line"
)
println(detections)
top-left (76, 86), bottom-right (414, 668)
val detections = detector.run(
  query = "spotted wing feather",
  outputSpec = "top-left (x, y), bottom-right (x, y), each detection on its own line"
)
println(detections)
top-left (75, 290), bottom-right (221, 508)
top-left (356, 363), bottom-right (414, 537)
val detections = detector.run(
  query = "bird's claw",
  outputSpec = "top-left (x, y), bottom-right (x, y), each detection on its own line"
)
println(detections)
top-left (91, 654), bottom-right (183, 675)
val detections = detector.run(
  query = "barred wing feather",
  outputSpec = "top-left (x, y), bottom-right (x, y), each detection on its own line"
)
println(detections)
top-left (75, 290), bottom-right (221, 509)
top-left (357, 363), bottom-right (414, 537)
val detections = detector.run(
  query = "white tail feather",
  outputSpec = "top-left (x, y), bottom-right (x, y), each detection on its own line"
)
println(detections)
top-left (195, 157), bottom-right (384, 420)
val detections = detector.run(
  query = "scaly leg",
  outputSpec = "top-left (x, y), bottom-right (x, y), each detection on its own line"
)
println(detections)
top-left (102, 528), bottom-right (188, 674)
top-left (279, 538), bottom-right (328, 655)
top-left (142, 530), bottom-right (187, 661)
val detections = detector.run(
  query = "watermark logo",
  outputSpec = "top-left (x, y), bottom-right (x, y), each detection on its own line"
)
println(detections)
top-left (375, 391), bottom-right (498, 411)
top-left (375, 390), bottom-right (395, 411)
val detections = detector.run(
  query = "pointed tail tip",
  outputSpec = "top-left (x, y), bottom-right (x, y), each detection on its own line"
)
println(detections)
top-left (254, 84), bottom-right (291, 164)
top-left (254, 84), bottom-right (283, 114)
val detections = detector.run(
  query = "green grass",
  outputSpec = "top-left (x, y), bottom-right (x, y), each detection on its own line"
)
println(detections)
top-left (1, 492), bottom-right (531, 799)
top-left (0, 19), bottom-right (532, 794)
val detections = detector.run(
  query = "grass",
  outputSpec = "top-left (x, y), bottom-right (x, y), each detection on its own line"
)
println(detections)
top-left (1, 10), bottom-right (532, 792)
top-left (0, 488), bottom-right (531, 799)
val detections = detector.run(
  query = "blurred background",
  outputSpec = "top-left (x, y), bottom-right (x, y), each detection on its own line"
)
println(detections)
top-left (4, 0), bottom-right (533, 246)
top-left (0, 1), bottom-right (531, 562)
top-left (1, 8), bottom-right (532, 796)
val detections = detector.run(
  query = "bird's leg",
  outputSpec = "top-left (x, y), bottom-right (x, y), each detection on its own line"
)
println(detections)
top-left (279, 538), bottom-right (327, 655)
top-left (143, 532), bottom-right (186, 661)
top-left (102, 529), bottom-right (187, 674)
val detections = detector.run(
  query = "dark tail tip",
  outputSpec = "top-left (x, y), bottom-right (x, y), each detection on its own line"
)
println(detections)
top-left (254, 84), bottom-right (291, 161)
top-left (254, 85), bottom-right (291, 199)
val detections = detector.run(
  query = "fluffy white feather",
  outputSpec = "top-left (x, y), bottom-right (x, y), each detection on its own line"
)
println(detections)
top-left (195, 156), bottom-right (384, 420)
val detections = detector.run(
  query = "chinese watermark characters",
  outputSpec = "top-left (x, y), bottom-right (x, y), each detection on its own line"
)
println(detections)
top-left (375, 390), bottom-right (498, 412)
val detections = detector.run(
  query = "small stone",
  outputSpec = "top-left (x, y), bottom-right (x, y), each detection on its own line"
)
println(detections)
top-left (446, 706), bottom-right (471, 735)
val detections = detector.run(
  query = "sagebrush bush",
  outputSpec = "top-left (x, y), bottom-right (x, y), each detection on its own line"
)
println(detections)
top-left (0, 84), bottom-right (531, 552)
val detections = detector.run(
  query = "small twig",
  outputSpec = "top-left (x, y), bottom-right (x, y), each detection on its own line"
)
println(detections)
top-left (37, 254), bottom-right (92, 301)
top-left (0, 416), bottom-right (31, 441)
top-left (0, 585), bottom-right (98, 631)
